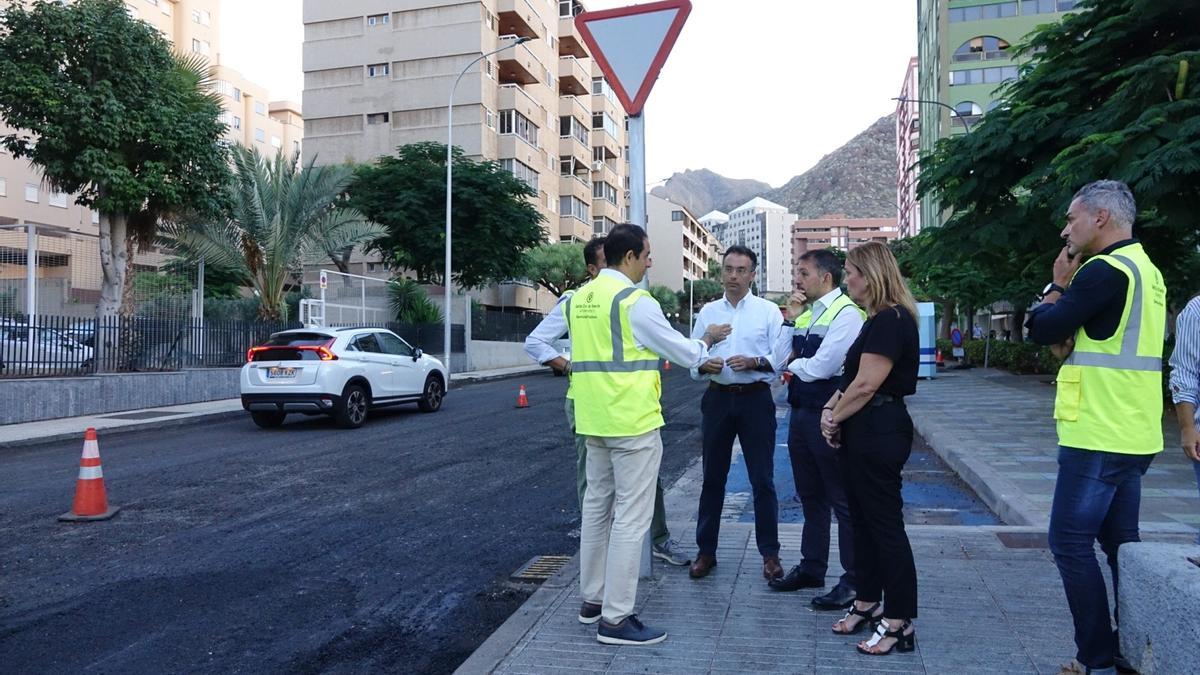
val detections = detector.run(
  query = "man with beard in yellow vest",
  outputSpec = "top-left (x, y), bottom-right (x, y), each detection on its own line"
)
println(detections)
top-left (564, 223), bottom-right (730, 645)
top-left (1026, 180), bottom-right (1166, 675)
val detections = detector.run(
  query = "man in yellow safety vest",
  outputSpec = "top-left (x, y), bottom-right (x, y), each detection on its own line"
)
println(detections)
top-left (1026, 180), bottom-right (1166, 675)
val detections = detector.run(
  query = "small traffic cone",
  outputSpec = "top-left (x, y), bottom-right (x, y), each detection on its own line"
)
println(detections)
top-left (59, 428), bottom-right (120, 522)
top-left (516, 384), bottom-right (529, 409)
top-left (663, 359), bottom-right (671, 371)
top-left (936, 349), bottom-right (945, 367)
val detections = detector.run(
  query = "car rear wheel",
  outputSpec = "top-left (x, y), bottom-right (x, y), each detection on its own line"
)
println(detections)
top-left (335, 383), bottom-right (369, 428)
top-left (251, 410), bottom-right (287, 428)
top-left (418, 375), bottom-right (444, 412)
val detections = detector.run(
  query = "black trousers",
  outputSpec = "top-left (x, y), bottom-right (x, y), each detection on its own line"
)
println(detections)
top-left (696, 385), bottom-right (779, 558)
top-left (840, 399), bottom-right (918, 618)
top-left (788, 406), bottom-right (856, 587)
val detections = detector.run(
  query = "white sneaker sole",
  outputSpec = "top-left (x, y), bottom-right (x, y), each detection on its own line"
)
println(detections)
top-left (596, 632), bottom-right (667, 646)
top-left (578, 613), bottom-right (601, 625)
top-left (651, 551), bottom-right (690, 566)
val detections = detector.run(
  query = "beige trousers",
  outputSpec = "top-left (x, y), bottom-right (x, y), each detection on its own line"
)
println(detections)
top-left (579, 429), bottom-right (663, 624)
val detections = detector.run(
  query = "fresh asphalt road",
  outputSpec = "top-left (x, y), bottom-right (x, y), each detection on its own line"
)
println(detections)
top-left (0, 369), bottom-right (995, 674)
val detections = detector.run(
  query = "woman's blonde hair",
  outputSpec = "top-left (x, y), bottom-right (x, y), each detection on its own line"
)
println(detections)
top-left (846, 242), bottom-right (918, 319)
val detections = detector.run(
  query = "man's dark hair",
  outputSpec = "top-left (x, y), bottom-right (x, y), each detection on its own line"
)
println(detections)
top-left (799, 248), bottom-right (843, 286)
top-left (604, 224), bottom-right (647, 266)
top-left (723, 245), bottom-right (757, 270)
top-left (583, 236), bottom-right (607, 267)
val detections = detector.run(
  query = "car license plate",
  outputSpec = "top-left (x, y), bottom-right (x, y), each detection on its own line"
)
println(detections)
top-left (267, 367), bottom-right (296, 379)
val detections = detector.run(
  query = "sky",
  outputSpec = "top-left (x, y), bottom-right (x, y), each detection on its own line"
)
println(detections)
top-left (221, 0), bottom-right (917, 188)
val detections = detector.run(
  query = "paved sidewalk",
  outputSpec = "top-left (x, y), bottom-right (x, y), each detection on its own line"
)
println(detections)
top-left (468, 523), bottom-right (1195, 675)
top-left (0, 363), bottom-right (547, 448)
top-left (908, 368), bottom-right (1199, 535)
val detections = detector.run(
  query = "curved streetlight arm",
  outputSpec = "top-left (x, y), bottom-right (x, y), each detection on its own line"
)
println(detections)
top-left (444, 36), bottom-right (532, 374)
top-left (892, 96), bottom-right (972, 134)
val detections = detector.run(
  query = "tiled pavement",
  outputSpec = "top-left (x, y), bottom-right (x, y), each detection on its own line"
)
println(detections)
top-left (485, 524), bottom-right (1096, 674)
top-left (906, 368), bottom-right (1199, 535)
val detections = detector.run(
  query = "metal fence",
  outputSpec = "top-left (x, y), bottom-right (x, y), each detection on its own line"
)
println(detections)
top-left (472, 308), bottom-right (544, 342)
top-left (0, 314), bottom-right (465, 379)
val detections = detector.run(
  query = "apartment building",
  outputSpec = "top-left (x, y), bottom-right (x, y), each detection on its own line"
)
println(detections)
top-left (697, 210), bottom-right (730, 249)
top-left (646, 194), bottom-right (720, 293)
top-left (0, 0), bottom-right (300, 317)
top-left (724, 197), bottom-right (795, 297)
top-left (791, 214), bottom-right (898, 283)
top-left (895, 57), bottom-right (921, 238)
top-left (301, 0), bottom-right (630, 311)
top-left (916, 0), bottom-right (1078, 232)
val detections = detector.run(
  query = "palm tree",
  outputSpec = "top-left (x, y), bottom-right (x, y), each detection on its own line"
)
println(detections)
top-left (163, 145), bottom-right (383, 320)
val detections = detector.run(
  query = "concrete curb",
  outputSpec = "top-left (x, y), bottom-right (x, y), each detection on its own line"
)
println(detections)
top-left (0, 409), bottom-right (247, 450)
top-left (450, 366), bottom-right (550, 386)
top-left (455, 556), bottom-right (580, 675)
top-left (910, 412), bottom-right (1045, 527)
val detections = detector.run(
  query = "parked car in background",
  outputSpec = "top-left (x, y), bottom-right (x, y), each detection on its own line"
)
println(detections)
top-left (0, 320), bottom-right (94, 375)
top-left (240, 326), bottom-right (448, 429)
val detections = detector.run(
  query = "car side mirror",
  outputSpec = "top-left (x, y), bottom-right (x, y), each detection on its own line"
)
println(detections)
top-left (413, 348), bottom-right (422, 362)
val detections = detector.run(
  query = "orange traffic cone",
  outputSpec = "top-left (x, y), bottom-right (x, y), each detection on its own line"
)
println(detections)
top-left (936, 349), bottom-right (945, 368)
top-left (663, 360), bottom-right (671, 371)
top-left (59, 428), bottom-right (120, 522)
top-left (516, 384), bottom-right (529, 409)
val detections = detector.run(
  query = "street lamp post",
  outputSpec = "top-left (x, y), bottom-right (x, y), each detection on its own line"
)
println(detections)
top-left (444, 36), bottom-right (532, 374)
top-left (892, 96), bottom-right (973, 133)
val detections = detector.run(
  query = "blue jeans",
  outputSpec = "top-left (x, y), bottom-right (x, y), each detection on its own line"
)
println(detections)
top-left (1048, 446), bottom-right (1155, 670)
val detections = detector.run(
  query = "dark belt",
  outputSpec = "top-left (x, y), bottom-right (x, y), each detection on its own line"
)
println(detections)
top-left (868, 393), bottom-right (902, 407)
top-left (708, 381), bottom-right (769, 394)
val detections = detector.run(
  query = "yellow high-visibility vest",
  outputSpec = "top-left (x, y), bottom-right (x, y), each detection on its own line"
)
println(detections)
top-left (1054, 242), bottom-right (1166, 454)
top-left (565, 274), bottom-right (663, 437)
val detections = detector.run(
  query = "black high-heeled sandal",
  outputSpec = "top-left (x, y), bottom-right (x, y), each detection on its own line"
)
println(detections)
top-left (831, 602), bottom-right (881, 635)
top-left (856, 618), bottom-right (915, 655)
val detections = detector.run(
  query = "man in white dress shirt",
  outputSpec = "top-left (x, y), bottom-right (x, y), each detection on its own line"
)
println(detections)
top-left (768, 249), bottom-right (866, 612)
top-left (687, 245), bottom-right (789, 582)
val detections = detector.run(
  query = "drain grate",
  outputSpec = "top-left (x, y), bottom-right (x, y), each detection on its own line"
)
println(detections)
top-left (996, 531), bottom-right (1049, 549)
top-left (511, 554), bottom-right (572, 582)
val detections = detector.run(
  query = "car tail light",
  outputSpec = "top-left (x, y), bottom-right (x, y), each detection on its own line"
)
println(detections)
top-left (316, 345), bottom-right (337, 361)
top-left (246, 346), bottom-right (268, 362)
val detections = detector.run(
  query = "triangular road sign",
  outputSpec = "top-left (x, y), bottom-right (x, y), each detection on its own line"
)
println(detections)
top-left (575, 0), bottom-right (692, 116)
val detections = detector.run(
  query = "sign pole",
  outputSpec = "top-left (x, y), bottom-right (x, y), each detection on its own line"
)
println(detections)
top-left (628, 114), bottom-right (647, 228)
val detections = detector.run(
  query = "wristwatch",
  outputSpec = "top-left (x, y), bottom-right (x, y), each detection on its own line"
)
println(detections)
top-left (755, 356), bottom-right (767, 370)
top-left (1040, 282), bottom-right (1066, 300)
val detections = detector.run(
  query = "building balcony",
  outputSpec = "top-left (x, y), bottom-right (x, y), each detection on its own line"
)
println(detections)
top-left (497, 0), bottom-right (542, 40)
top-left (558, 95), bottom-right (589, 123)
top-left (558, 56), bottom-right (590, 96)
top-left (498, 134), bottom-right (545, 169)
top-left (560, 134), bottom-right (591, 170)
top-left (592, 199), bottom-right (621, 221)
top-left (558, 16), bottom-right (588, 58)
top-left (499, 84), bottom-right (543, 121)
top-left (591, 158), bottom-right (619, 184)
top-left (498, 35), bottom-right (540, 86)
top-left (592, 128), bottom-right (621, 160)
top-left (591, 92), bottom-right (622, 119)
top-left (559, 215), bottom-right (590, 242)
top-left (559, 173), bottom-right (592, 202)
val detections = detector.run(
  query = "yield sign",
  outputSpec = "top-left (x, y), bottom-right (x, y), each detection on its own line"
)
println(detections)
top-left (575, 0), bottom-right (692, 116)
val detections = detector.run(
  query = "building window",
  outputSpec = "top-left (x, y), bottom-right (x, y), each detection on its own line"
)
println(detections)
top-left (949, 65), bottom-right (1018, 86)
top-left (953, 36), bottom-right (1011, 62)
top-left (92, 210), bottom-right (100, 224)
top-left (591, 111), bottom-right (619, 137)
top-left (671, 210), bottom-right (685, 222)
top-left (593, 181), bottom-right (618, 205)
top-left (25, 184), bottom-right (38, 203)
top-left (271, 136), bottom-right (282, 148)
top-left (49, 191), bottom-right (67, 208)
top-left (560, 196), bottom-right (589, 222)
top-left (367, 13), bottom-right (389, 26)
top-left (953, 101), bottom-right (984, 127)
top-left (233, 116), bottom-right (242, 130)
top-left (559, 0), bottom-right (582, 18)
top-left (485, 108), bottom-right (495, 129)
top-left (500, 158), bottom-right (539, 191)
top-left (591, 77), bottom-right (618, 107)
top-left (366, 112), bottom-right (390, 125)
top-left (255, 101), bottom-right (267, 116)
top-left (1022, 0), bottom-right (1063, 14)
top-left (0, 177), bottom-right (6, 197)
top-left (483, 59), bottom-right (493, 78)
top-left (191, 39), bottom-right (210, 55)
top-left (560, 116), bottom-right (589, 145)
top-left (254, 128), bottom-right (266, 143)
top-left (191, 9), bottom-right (210, 24)
top-left (484, 10), bottom-right (494, 29)
top-left (498, 109), bottom-right (539, 147)
top-left (367, 63), bottom-right (390, 78)
top-left (949, 1), bottom-right (1017, 22)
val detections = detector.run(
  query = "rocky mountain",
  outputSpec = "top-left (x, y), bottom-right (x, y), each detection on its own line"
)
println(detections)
top-left (653, 113), bottom-right (898, 221)
top-left (650, 169), bottom-right (771, 217)
top-left (765, 113), bottom-right (898, 219)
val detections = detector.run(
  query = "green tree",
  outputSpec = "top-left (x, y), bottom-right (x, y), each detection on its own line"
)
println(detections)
top-left (162, 146), bottom-right (383, 320)
top-left (0, 0), bottom-right (230, 318)
top-left (387, 278), bottom-right (443, 324)
top-left (650, 285), bottom-right (680, 319)
top-left (917, 0), bottom-right (1200, 308)
top-left (350, 142), bottom-right (546, 288)
top-left (522, 242), bottom-right (589, 297)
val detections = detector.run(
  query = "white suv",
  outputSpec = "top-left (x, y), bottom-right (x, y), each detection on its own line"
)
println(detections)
top-left (240, 327), bottom-right (448, 429)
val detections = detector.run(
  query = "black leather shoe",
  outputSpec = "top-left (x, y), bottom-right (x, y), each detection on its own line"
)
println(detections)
top-left (811, 582), bottom-right (856, 609)
top-left (768, 565), bottom-right (823, 592)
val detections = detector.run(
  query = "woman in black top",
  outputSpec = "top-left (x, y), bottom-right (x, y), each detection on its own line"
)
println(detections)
top-left (819, 242), bottom-right (920, 656)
